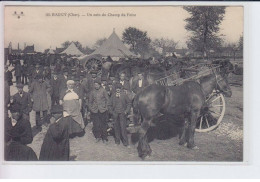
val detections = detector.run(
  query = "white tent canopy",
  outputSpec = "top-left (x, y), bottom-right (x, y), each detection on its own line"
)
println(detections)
top-left (90, 30), bottom-right (136, 58)
top-left (60, 42), bottom-right (84, 56)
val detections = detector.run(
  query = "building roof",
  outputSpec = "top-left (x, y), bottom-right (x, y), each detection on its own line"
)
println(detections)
top-left (60, 42), bottom-right (84, 56)
top-left (90, 30), bottom-right (136, 58)
top-left (23, 45), bottom-right (35, 54)
top-left (55, 47), bottom-right (66, 54)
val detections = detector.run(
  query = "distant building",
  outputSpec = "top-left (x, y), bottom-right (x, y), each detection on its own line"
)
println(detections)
top-left (23, 45), bottom-right (35, 54)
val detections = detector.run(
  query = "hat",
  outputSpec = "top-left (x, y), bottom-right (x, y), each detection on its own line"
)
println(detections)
top-left (51, 105), bottom-right (63, 114)
top-left (66, 80), bottom-right (75, 85)
top-left (9, 103), bottom-right (21, 113)
top-left (16, 83), bottom-right (24, 88)
top-left (94, 78), bottom-right (101, 84)
top-left (90, 70), bottom-right (98, 74)
top-left (115, 83), bottom-right (122, 89)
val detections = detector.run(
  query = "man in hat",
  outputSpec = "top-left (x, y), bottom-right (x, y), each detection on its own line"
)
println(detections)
top-left (39, 105), bottom-right (70, 161)
top-left (131, 71), bottom-right (148, 94)
top-left (5, 65), bottom-right (13, 86)
top-left (5, 103), bottom-right (37, 161)
top-left (14, 61), bottom-right (22, 84)
top-left (50, 72), bottom-right (60, 106)
top-left (109, 83), bottom-right (131, 147)
top-left (21, 63), bottom-right (28, 85)
top-left (32, 63), bottom-right (43, 80)
top-left (119, 72), bottom-right (130, 91)
top-left (29, 75), bottom-right (51, 129)
top-left (11, 83), bottom-right (32, 120)
top-left (89, 78), bottom-right (110, 143)
top-left (59, 69), bottom-right (69, 96)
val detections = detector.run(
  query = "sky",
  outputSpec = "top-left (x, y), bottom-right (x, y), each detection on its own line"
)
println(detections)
top-left (4, 6), bottom-right (243, 52)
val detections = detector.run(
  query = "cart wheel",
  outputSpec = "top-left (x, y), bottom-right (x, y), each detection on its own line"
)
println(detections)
top-left (195, 92), bottom-right (226, 132)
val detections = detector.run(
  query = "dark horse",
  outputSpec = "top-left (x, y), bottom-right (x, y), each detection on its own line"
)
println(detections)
top-left (132, 70), bottom-right (232, 159)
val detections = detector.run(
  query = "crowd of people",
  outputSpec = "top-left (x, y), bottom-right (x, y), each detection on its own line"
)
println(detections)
top-left (4, 54), bottom-right (149, 161)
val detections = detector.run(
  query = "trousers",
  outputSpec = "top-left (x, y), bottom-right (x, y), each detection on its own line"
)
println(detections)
top-left (91, 111), bottom-right (108, 141)
top-left (36, 110), bottom-right (48, 127)
top-left (114, 113), bottom-right (128, 146)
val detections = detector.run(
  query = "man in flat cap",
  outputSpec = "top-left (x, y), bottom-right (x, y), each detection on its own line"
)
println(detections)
top-left (89, 78), bottom-right (110, 143)
top-left (109, 83), bottom-right (131, 147)
top-left (11, 83), bottom-right (32, 120)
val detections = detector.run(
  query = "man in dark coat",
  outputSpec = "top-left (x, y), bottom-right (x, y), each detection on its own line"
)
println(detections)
top-left (89, 78), bottom-right (109, 143)
top-left (12, 83), bottom-right (32, 120)
top-left (5, 103), bottom-right (37, 161)
top-left (21, 63), bottom-right (28, 85)
top-left (39, 105), bottom-right (70, 161)
top-left (50, 72), bottom-right (60, 106)
top-left (131, 71), bottom-right (149, 94)
top-left (109, 83), bottom-right (131, 146)
top-left (5, 65), bottom-right (13, 86)
top-left (32, 64), bottom-right (43, 80)
top-left (118, 72), bottom-right (130, 91)
top-left (58, 69), bottom-right (69, 97)
top-left (29, 75), bottom-right (50, 128)
top-left (14, 61), bottom-right (22, 84)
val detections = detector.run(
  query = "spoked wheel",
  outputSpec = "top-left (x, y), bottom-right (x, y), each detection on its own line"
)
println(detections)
top-left (85, 58), bottom-right (102, 73)
top-left (195, 92), bottom-right (226, 132)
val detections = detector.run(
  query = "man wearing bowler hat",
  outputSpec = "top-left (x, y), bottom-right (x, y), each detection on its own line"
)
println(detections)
top-left (11, 83), bottom-right (32, 120)
top-left (109, 83), bottom-right (131, 147)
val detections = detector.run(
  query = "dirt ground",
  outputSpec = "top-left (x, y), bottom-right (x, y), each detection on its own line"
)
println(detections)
top-left (9, 73), bottom-right (243, 162)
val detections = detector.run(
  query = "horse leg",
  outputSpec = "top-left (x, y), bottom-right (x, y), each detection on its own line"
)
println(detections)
top-left (137, 118), bottom-right (152, 159)
top-left (179, 119), bottom-right (189, 145)
top-left (187, 111), bottom-right (199, 149)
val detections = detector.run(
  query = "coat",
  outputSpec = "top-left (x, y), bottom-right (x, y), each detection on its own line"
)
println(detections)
top-left (5, 81), bottom-right (10, 108)
top-left (109, 92), bottom-right (131, 114)
top-left (32, 68), bottom-right (43, 79)
top-left (131, 77), bottom-right (149, 94)
top-left (5, 116), bottom-right (33, 145)
top-left (39, 116), bottom-right (69, 161)
top-left (5, 141), bottom-right (38, 161)
top-left (89, 87), bottom-right (109, 113)
top-left (29, 80), bottom-right (50, 112)
top-left (50, 77), bottom-right (61, 98)
top-left (14, 64), bottom-right (22, 76)
top-left (12, 91), bottom-right (32, 115)
top-left (5, 70), bottom-right (13, 86)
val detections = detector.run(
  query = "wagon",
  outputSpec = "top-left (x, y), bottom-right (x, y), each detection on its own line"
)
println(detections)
top-left (154, 63), bottom-right (226, 133)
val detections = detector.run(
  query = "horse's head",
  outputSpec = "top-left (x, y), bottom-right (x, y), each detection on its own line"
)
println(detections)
top-left (214, 72), bottom-right (232, 97)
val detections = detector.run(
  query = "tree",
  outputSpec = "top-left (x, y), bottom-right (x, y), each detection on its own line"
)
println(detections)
top-left (184, 6), bottom-right (226, 58)
top-left (93, 38), bottom-right (107, 50)
top-left (238, 35), bottom-right (243, 51)
top-left (61, 41), bottom-right (71, 49)
top-left (122, 27), bottom-right (151, 57)
top-left (152, 38), bottom-right (178, 56)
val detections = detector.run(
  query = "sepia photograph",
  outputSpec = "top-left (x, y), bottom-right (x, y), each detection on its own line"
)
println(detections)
top-left (3, 5), bottom-right (244, 162)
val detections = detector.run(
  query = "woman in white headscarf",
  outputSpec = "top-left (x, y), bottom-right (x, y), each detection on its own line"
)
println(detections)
top-left (61, 80), bottom-right (85, 138)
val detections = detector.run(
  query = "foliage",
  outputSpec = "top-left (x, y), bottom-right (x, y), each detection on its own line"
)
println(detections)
top-left (93, 38), bottom-right (107, 49)
top-left (122, 27), bottom-right (151, 57)
top-left (184, 6), bottom-right (226, 57)
top-left (152, 38), bottom-right (178, 56)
